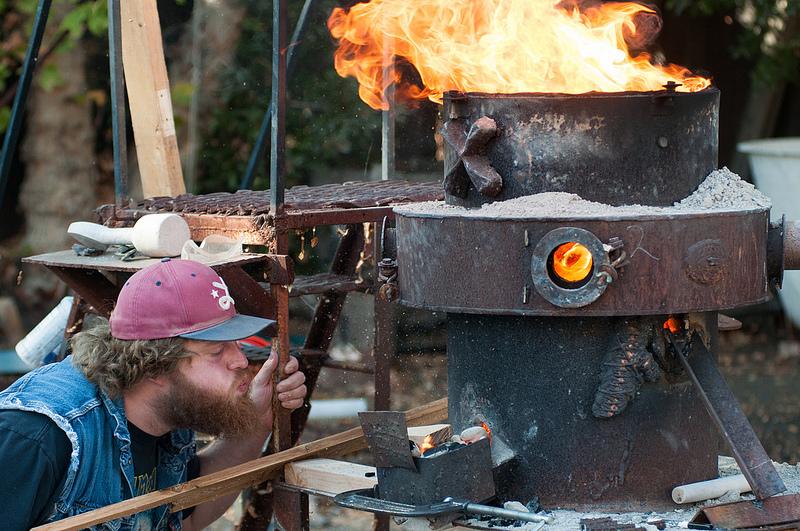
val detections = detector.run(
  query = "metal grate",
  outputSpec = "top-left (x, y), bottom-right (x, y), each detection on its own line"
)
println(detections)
top-left (132, 180), bottom-right (443, 216)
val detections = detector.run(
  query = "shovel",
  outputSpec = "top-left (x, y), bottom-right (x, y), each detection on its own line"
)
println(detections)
top-left (334, 488), bottom-right (554, 524)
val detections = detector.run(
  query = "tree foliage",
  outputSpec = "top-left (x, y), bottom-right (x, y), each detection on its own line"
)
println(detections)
top-left (196, 0), bottom-right (382, 193)
top-left (665, 0), bottom-right (800, 85)
top-left (0, 0), bottom-right (107, 132)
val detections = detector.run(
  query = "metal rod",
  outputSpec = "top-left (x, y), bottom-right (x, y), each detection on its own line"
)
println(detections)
top-left (0, 0), bottom-right (53, 210)
top-left (108, 0), bottom-right (128, 206)
top-left (380, 37), bottom-right (395, 181)
top-left (322, 358), bottom-right (375, 374)
top-left (672, 335), bottom-right (786, 499)
top-left (241, 0), bottom-right (315, 191)
top-left (270, 0), bottom-right (288, 211)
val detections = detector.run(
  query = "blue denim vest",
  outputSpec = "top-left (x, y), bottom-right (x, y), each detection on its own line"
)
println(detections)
top-left (0, 358), bottom-right (195, 530)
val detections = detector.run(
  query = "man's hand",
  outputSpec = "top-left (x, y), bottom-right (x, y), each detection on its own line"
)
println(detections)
top-left (185, 352), bottom-right (307, 530)
top-left (248, 353), bottom-right (307, 432)
top-left (274, 355), bottom-right (307, 410)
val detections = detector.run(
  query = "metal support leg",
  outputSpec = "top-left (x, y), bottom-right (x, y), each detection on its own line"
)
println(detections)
top-left (273, 486), bottom-right (310, 531)
top-left (108, 0), bottom-right (128, 205)
top-left (373, 298), bottom-right (393, 411)
top-left (240, 0), bottom-right (316, 190)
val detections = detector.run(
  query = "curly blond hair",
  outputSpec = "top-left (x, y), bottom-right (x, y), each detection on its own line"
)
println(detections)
top-left (71, 318), bottom-right (191, 398)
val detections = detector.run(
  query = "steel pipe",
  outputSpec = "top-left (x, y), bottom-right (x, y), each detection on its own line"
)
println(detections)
top-left (108, 0), bottom-right (128, 206)
top-left (0, 0), bottom-right (53, 209)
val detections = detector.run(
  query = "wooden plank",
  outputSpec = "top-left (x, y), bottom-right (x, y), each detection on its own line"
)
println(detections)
top-left (120, 0), bottom-right (185, 198)
top-left (32, 397), bottom-right (447, 531)
top-left (284, 459), bottom-right (377, 495)
top-left (407, 424), bottom-right (452, 448)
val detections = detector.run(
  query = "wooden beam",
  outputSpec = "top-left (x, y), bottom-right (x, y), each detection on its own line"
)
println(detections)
top-left (284, 459), bottom-right (377, 495)
top-left (32, 398), bottom-right (447, 531)
top-left (120, 0), bottom-right (185, 198)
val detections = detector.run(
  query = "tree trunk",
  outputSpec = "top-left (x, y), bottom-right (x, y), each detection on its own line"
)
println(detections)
top-left (174, 0), bottom-right (246, 193)
top-left (18, 7), bottom-right (100, 297)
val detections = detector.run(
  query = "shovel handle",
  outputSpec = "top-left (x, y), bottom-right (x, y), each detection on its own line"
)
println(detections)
top-left (448, 499), bottom-right (554, 524)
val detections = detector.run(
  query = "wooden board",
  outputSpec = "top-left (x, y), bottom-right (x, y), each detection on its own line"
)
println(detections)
top-left (32, 397), bottom-right (447, 531)
top-left (120, 0), bottom-right (185, 198)
top-left (22, 250), bottom-right (271, 272)
top-left (284, 459), bottom-right (377, 495)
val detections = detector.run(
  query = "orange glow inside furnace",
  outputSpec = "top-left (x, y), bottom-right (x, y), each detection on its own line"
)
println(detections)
top-left (552, 242), bottom-right (593, 283)
top-left (663, 316), bottom-right (683, 334)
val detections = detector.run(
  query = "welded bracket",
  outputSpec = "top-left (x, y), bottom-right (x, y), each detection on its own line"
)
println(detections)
top-left (441, 117), bottom-right (503, 198)
top-left (592, 317), bottom-right (664, 418)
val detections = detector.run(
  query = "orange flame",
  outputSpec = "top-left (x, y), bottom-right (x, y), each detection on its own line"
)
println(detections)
top-left (419, 435), bottom-right (435, 453)
top-left (663, 316), bottom-right (683, 334)
top-left (328, 0), bottom-right (711, 110)
top-left (552, 242), bottom-right (594, 283)
top-left (480, 422), bottom-right (492, 442)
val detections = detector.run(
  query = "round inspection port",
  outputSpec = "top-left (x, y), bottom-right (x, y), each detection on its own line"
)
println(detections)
top-left (531, 227), bottom-right (611, 308)
top-left (549, 241), bottom-right (594, 288)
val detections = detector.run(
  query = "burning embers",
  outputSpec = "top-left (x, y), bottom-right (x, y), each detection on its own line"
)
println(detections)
top-left (412, 423), bottom-right (492, 457)
top-left (358, 412), bottom-right (496, 507)
top-left (328, 0), bottom-right (711, 109)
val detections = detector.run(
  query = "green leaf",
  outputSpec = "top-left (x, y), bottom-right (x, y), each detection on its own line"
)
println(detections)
top-left (38, 63), bottom-right (64, 92)
top-left (60, 4), bottom-right (89, 39)
top-left (18, 0), bottom-right (39, 15)
top-left (0, 63), bottom-right (10, 88)
top-left (0, 106), bottom-right (11, 134)
top-left (171, 82), bottom-right (195, 107)
top-left (86, 1), bottom-right (108, 36)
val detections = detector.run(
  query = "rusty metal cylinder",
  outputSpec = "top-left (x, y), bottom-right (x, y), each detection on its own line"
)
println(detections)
top-left (448, 313), bottom-right (719, 511)
top-left (442, 88), bottom-right (719, 207)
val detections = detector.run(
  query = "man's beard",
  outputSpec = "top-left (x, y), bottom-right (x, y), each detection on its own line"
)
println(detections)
top-left (158, 370), bottom-right (261, 437)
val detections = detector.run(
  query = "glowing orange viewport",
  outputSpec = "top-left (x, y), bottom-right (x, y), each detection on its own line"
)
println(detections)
top-left (552, 242), bottom-right (593, 283)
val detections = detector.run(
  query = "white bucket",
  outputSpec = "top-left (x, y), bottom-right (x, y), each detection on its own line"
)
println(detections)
top-left (738, 137), bottom-right (800, 326)
top-left (15, 296), bottom-right (73, 369)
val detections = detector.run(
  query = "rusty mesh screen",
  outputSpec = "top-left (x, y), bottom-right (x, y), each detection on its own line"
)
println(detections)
top-left (133, 181), bottom-right (443, 216)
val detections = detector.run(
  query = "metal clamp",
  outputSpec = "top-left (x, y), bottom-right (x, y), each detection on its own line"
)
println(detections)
top-left (377, 257), bottom-right (399, 302)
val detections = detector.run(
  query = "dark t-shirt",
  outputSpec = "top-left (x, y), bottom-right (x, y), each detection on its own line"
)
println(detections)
top-left (0, 410), bottom-right (71, 530)
top-left (129, 421), bottom-right (161, 495)
top-left (0, 409), bottom-right (200, 529)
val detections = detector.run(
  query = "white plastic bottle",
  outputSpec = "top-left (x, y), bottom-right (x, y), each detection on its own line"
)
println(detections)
top-left (15, 296), bottom-right (73, 369)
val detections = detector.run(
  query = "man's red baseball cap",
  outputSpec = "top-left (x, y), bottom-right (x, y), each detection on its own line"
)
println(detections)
top-left (110, 258), bottom-right (275, 341)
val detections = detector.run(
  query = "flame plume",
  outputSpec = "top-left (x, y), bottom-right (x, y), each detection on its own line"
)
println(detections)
top-left (328, 0), bottom-right (711, 110)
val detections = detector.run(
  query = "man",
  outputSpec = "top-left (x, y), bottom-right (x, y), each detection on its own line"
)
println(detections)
top-left (0, 258), bottom-right (307, 529)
